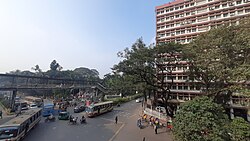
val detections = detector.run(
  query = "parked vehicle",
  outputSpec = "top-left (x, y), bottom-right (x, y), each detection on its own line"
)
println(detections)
top-left (136, 98), bottom-right (142, 103)
top-left (74, 105), bottom-right (85, 113)
top-left (58, 111), bottom-right (70, 120)
top-left (29, 103), bottom-right (38, 109)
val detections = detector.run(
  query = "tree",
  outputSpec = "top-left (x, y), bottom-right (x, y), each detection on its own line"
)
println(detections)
top-left (103, 73), bottom-right (137, 96)
top-left (50, 60), bottom-right (62, 71)
top-left (184, 18), bottom-right (250, 102)
top-left (113, 38), bottom-right (184, 116)
top-left (173, 96), bottom-right (230, 141)
top-left (31, 65), bottom-right (42, 73)
top-left (228, 117), bottom-right (250, 141)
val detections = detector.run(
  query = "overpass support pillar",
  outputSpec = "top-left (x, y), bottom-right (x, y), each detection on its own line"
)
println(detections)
top-left (11, 90), bottom-right (17, 111)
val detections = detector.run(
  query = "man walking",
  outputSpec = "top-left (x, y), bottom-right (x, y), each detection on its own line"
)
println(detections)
top-left (0, 110), bottom-right (2, 119)
top-left (115, 116), bottom-right (118, 124)
top-left (154, 124), bottom-right (158, 134)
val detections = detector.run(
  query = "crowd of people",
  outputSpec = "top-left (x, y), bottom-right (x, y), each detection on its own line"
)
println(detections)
top-left (137, 114), bottom-right (173, 134)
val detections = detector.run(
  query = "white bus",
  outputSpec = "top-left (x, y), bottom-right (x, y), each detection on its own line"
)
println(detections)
top-left (86, 101), bottom-right (113, 117)
top-left (24, 96), bottom-right (43, 107)
top-left (0, 108), bottom-right (42, 141)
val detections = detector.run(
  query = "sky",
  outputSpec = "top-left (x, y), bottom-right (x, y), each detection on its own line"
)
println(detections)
top-left (0, 0), bottom-right (170, 78)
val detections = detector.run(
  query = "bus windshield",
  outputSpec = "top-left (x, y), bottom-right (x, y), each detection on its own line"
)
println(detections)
top-left (0, 127), bottom-right (18, 139)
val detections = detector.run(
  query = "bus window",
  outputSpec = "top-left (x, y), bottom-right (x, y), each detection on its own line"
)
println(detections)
top-left (0, 127), bottom-right (18, 140)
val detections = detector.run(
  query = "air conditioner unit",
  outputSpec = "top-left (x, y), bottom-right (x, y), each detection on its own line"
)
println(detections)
top-left (191, 12), bottom-right (195, 15)
top-left (230, 13), bottom-right (235, 16)
top-left (171, 33), bottom-right (175, 36)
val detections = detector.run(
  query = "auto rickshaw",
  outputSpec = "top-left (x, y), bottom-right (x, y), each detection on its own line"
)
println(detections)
top-left (58, 111), bottom-right (70, 120)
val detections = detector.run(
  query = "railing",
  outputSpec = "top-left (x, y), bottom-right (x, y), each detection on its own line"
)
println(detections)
top-left (143, 108), bottom-right (167, 122)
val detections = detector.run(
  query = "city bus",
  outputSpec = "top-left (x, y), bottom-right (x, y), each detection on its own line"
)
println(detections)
top-left (24, 96), bottom-right (43, 107)
top-left (42, 103), bottom-right (55, 117)
top-left (0, 108), bottom-right (42, 141)
top-left (86, 101), bottom-right (113, 117)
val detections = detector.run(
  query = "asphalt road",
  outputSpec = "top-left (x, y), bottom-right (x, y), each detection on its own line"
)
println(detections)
top-left (22, 101), bottom-right (141, 141)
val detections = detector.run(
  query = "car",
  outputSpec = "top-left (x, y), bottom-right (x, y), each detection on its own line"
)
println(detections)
top-left (74, 105), bottom-right (85, 113)
top-left (58, 111), bottom-right (70, 120)
top-left (29, 103), bottom-right (38, 109)
top-left (136, 98), bottom-right (142, 103)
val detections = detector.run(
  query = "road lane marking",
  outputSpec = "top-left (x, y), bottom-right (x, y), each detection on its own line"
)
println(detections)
top-left (108, 123), bottom-right (125, 141)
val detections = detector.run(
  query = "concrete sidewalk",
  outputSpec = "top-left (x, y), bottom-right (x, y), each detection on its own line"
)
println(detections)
top-left (113, 105), bottom-right (173, 141)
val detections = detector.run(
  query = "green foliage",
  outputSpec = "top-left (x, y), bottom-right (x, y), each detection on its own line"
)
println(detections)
top-left (228, 117), bottom-right (250, 141)
top-left (113, 38), bottom-right (184, 116)
top-left (173, 96), bottom-right (230, 141)
top-left (105, 93), bottom-right (143, 105)
top-left (184, 18), bottom-right (250, 97)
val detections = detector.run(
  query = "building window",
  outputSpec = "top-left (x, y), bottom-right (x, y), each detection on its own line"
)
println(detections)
top-left (172, 86), bottom-right (177, 89)
top-left (190, 3), bottom-right (195, 6)
top-left (187, 29), bottom-right (192, 33)
top-left (183, 76), bottom-right (188, 80)
top-left (185, 4), bottom-right (189, 7)
top-left (245, 9), bottom-right (250, 13)
top-left (222, 4), bottom-right (227, 7)
top-left (178, 86), bottom-right (183, 90)
top-left (216, 14), bottom-right (221, 18)
top-left (170, 24), bottom-right (174, 27)
top-left (223, 13), bottom-right (228, 17)
top-left (215, 5), bottom-right (220, 9)
top-left (192, 28), bottom-right (196, 32)
top-left (176, 15), bottom-right (179, 18)
top-left (184, 86), bottom-right (188, 90)
top-left (180, 6), bottom-right (184, 9)
top-left (208, 0), bottom-right (213, 2)
top-left (178, 76), bottom-right (182, 80)
top-left (190, 86), bottom-right (195, 90)
top-left (175, 7), bottom-right (179, 10)
top-left (238, 10), bottom-right (244, 14)
top-left (186, 12), bottom-right (190, 16)
top-left (236, 1), bottom-right (242, 4)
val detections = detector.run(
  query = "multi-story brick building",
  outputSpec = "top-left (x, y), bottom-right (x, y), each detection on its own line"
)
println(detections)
top-left (155, 0), bottom-right (250, 121)
top-left (156, 0), bottom-right (250, 44)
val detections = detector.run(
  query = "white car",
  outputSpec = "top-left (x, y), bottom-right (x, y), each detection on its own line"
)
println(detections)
top-left (29, 103), bottom-right (38, 109)
top-left (136, 98), bottom-right (142, 103)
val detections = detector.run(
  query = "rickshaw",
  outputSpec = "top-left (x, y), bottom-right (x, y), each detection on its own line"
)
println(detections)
top-left (58, 111), bottom-right (70, 120)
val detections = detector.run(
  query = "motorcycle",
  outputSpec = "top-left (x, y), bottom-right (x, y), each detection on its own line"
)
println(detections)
top-left (80, 118), bottom-right (86, 124)
top-left (45, 114), bottom-right (56, 122)
top-left (69, 117), bottom-right (78, 125)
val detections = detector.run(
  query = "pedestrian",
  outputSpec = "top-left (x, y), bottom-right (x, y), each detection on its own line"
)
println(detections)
top-left (154, 124), bottom-right (158, 134)
top-left (143, 137), bottom-right (146, 141)
top-left (115, 116), bottom-right (118, 124)
top-left (0, 110), bottom-right (2, 119)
